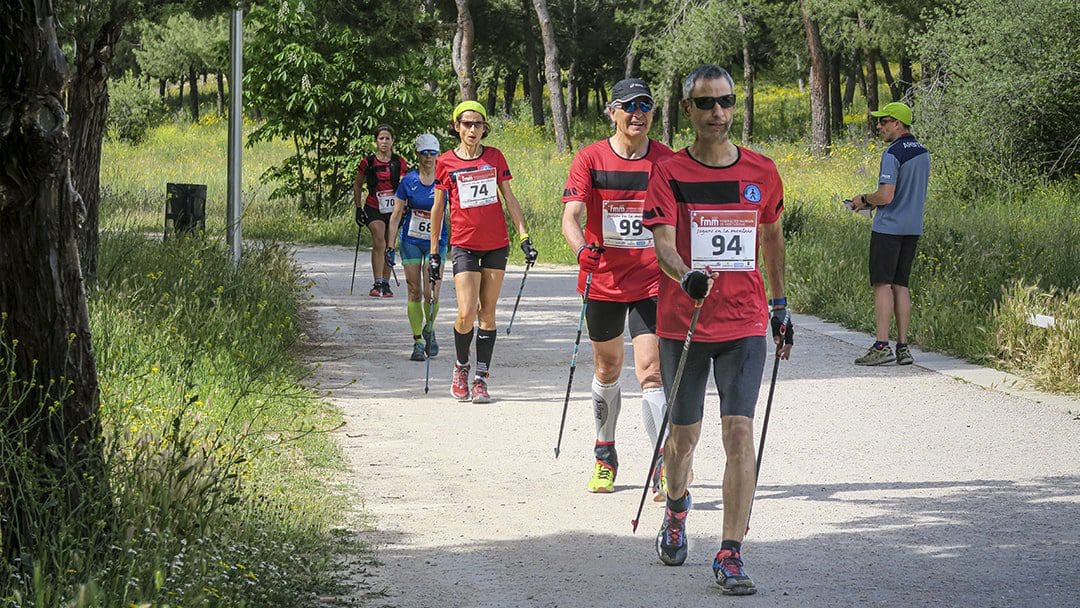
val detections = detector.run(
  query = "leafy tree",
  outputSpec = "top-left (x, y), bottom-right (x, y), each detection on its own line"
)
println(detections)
top-left (135, 12), bottom-right (227, 121)
top-left (245, 0), bottom-right (447, 217)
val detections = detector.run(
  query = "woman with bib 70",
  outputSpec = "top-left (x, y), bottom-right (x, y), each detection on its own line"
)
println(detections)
top-left (428, 101), bottom-right (538, 404)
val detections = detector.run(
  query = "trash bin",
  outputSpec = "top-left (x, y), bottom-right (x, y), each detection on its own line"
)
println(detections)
top-left (164, 183), bottom-right (207, 239)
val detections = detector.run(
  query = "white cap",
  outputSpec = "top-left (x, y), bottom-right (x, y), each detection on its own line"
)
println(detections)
top-left (415, 133), bottom-right (440, 153)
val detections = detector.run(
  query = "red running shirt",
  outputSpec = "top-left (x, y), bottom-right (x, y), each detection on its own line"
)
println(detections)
top-left (562, 139), bottom-right (674, 302)
top-left (642, 147), bottom-right (784, 343)
top-left (435, 146), bottom-right (513, 251)
top-left (356, 155), bottom-right (409, 212)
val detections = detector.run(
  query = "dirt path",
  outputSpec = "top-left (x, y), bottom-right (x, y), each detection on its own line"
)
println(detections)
top-left (298, 245), bottom-right (1080, 608)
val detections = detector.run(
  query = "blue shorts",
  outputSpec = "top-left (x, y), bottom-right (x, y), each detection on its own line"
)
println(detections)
top-left (400, 239), bottom-right (446, 266)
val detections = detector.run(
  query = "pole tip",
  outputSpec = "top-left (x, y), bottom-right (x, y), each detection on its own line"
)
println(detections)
top-left (631, 519), bottom-right (639, 533)
top-left (554, 447), bottom-right (560, 459)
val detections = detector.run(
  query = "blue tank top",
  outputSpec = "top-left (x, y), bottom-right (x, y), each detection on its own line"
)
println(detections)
top-left (394, 170), bottom-right (449, 247)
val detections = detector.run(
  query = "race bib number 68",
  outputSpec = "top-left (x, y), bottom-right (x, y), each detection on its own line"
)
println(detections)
top-left (689, 209), bottom-right (758, 271)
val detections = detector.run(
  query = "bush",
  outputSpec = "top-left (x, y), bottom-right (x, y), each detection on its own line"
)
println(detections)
top-left (106, 73), bottom-right (167, 145)
top-left (914, 0), bottom-right (1080, 190)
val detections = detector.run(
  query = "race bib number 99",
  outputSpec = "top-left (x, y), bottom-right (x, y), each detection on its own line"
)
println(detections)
top-left (377, 190), bottom-right (396, 213)
top-left (456, 167), bottom-right (499, 209)
top-left (690, 210), bottom-right (758, 271)
top-left (407, 209), bottom-right (433, 239)
top-left (602, 199), bottom-right (652, 249)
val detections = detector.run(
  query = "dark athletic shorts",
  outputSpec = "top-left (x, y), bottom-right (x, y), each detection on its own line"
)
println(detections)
top-left (659, 335), bottom-right (766, 425)
top-left (585, 297), bottom-right (658, 342)
top-left (360, 206), bottom-right (392, 227)
top-left (869, 231), bottom-right (919, 287)
top-left (451, 245), bottom-right (509, 275)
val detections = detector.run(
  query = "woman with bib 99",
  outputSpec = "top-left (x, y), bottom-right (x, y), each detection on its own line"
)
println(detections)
top-left (428, 101), bottom-right (538, 403)
top-left (387, 133), bottom-right (448, 362)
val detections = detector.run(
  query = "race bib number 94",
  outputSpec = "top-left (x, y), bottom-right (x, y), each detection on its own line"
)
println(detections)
top-left (457, 167), bottom-right (499, 209)
top-left (377, 190), bottom-right (396, 213)
top-left (690, 209), bottom-right (758, 271)
top-left (602, 199), bottom-right (652, 249)
top-left (407, 209), bottom-right (433, 239)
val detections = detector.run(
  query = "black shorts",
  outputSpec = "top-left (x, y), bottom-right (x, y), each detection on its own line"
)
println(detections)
top-left (659, 335), bottom-right (766, 425)
top-left (451, 245), bottom-right (509, 275)
top-left (869, 231), bottom-right (919, 287)
top-left (360, 206), bottom-right (391, 227)
top-left (584, 297), bottom-right (658, 342)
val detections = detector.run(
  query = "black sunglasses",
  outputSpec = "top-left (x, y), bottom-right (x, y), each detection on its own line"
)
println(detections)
top-left (616, 99), bottom-right (654, 114)
top-left (876, 116), bottom-right (896, 125)
top-left (689, 94), bottom-right (737, 110)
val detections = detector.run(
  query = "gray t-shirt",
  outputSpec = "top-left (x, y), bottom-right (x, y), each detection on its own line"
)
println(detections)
top-left (872, 134), bottom-right (930, 236)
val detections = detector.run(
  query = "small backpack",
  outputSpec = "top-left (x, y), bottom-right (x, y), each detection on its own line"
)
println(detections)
top-left (365, 153), bottom-right (402, 195)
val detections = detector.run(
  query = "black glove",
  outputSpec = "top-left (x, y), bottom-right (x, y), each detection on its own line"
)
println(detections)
top-left (680, 270), bottom-right (710, 300)
top-left (771, 308), bottom-right (794, 345)
top-left (385, 247), bottom-right (396, 267)
top-left (429, 253), bottom-right (442, 282)
top-left (355, 207), bottom-right (365, 226)
top-left (520, 236), bottom-right (539, 264)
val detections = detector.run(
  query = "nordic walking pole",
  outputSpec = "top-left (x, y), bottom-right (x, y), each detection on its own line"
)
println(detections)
top-left (424, 258), bottom-right (435, 395)
top-left (554, 272), bottom-right (593, 459)
top-left (391, 264), bottom-right (400, 287)
top-left (632, 300), bottom-right (703, 533)
top-left (350, 223), bottom-right (362, 295)
top-left (505, 260), bottom-right (533, 335)
top-left (747, 319), bottom-right (787, 530)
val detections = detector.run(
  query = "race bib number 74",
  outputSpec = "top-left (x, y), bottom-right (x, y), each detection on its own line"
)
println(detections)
top-left (456, 167), bottom-right (499, 209)
top-left (690, 209), bottom-right (758, 271)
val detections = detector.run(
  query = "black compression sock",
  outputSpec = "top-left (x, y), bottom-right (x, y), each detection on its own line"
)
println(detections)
top-left (454, 328), bottom-right (474, 365)
top-left (721, 539), bottom-right (741, 554)
top-left (475, 328), bottom-right (497, 376)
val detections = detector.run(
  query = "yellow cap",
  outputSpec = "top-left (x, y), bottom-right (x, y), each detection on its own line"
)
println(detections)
top-left (870, 102), bottom-right (913, 125)
top-left (452, 100), bottom-right (487, 121)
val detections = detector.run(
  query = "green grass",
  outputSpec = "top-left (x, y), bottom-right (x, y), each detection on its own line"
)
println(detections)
top-left (1, 233), bottom-right (354, 605)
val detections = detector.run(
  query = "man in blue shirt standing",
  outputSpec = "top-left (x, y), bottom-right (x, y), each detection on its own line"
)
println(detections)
top-left (849, 102), bottom-right (930, 366)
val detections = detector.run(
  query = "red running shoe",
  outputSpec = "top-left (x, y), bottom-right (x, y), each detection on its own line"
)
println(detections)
top-left (470, 376), bottom-right (491, 404)
top-left (451, 363), bottom-right (471, 400)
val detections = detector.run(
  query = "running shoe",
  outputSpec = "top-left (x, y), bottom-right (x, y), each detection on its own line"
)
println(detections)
top-left (656, 492), bottom-right (691, 566)
top-left (380, 282), bottom-right (394, 298)
top-left (587, 460), bottom-right (616, 493)
top-left (423, 327), bottom-right (439, 357)
top-left (410, 341), bottom-right (426, 362)
top-left (713, 549), bottom-right (756, 595)
top-left (855, 344), bottom-right (894, 366)
top-left (368, 283), bottom-right (382, 298)
top-left (470, 376), bottom-right (491, 404)
top-left (451, 363), bottom-right (471, 400)
top-left (896, 344), bottom-right (914, 366)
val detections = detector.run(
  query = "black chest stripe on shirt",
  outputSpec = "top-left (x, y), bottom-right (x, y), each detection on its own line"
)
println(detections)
top-left (590, 169), bottom-right (650, 192)
top-left (669, 179), bottom-right (741, 205)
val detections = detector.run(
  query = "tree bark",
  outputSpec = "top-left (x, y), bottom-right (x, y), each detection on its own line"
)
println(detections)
top-left (1, 0), bottom-right (107, 561)
top-left (158, 78), bottom-right (166, 99)
top-left (829, 51), bottom-right (843, 135)
top-left (502, 69), bottom-right (517, 117)
top-left (216, 72), bottom-right (225, 115)
top-left (178, 78), bottom-right (184, 107)
top-left (69, 19), bottom-right (120, 278)
top-left (485, 69), bottom-right (498, 117)
top-left (738, 11), bottom-right (754, 144)
top-left (800, 0), bottom-right (830, 155)
top-left (188, 65), bottom-right (200, 122)
top-left (532, 0), bottom-right (571, 152)
top-left (842, 52), bottom-right (857, 109)
top-left (661, 72), bottom-right (679, 147)
top-left (899, 55), bottom-right (914, 100)
top-left (880, 52), bottom-right (898, 101)
top-left (565, 0), bottom-right (577, 124)
top-left (452, 0), bottom-right (477, 101)
top-left (521, 0), bottom-right (544, 126)
top-left (863, 47), bottom-right (879, 137)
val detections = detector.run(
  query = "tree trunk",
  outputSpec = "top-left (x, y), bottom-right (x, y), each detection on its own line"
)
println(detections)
top-left (842, 52), bottom-right (857, 109)
top-left (880, 52), bottom-right (898, 101)
top-left (178, 78), bottom-right (184, 107)
top-left (452, 0), bottom-right (477, 101)
top-left (502, 69), bottom-right (517, 117)
top-left (738, 11), bottom-right (754, 144)
top-left (158, 78), bottom-right (166, 99)
top-left (565, 0), bottom-right (577, 124)
top-left (485, 69), bottom-right (498, 117)
top-left (800, 0), bottom-right (830, 155)
top-left (829, 51), bottom-right (844, 135)
top-left (69, 19), bottom-right (120, 279)
top-left (899, 55), bottom-right (914, 100)
top-left (216, 72), bottom-right (225, 115)
top-left (0, 0), bottom-right (107, 561)
top-left (532, 0), bottom-right (571, 152)
top-left (794, 51), bottom-right (805, 93)
top-left (661, 72), bottom-right (679, 147)
top-left (521, 0), bottom-right (544, 126)
top-left (624, 0), bottom-right (645, 79)
top-left (188, 65), bottom-right (200, 122)
top-left (864, 48), bottom-right (879, 137)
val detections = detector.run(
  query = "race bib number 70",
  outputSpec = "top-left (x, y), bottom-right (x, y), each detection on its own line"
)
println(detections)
top-left (689, 209), bottom-right (758, 271)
